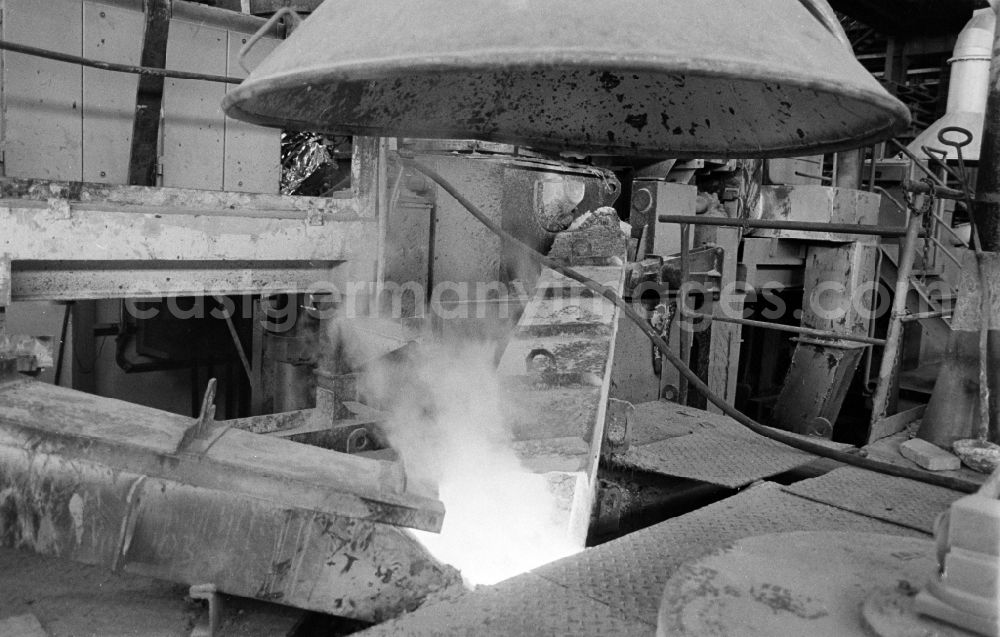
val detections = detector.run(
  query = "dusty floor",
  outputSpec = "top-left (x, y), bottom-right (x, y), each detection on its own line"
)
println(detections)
top-left (0, 547), bottom-right (304, 637)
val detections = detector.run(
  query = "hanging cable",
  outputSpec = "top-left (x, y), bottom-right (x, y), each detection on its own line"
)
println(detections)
top-left (397, 152), bottom-right (980, 494)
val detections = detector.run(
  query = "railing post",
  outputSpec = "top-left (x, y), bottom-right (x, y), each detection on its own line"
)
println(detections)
top-left (868, 210), bottom-right (923, 441)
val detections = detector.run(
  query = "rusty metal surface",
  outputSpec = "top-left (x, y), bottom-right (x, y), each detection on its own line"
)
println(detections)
top-left (770, 342), bottom-right (866, 435)
top-left (781, 467), bottom-right (962, 533)
top-left (223, 0), bottom-right (909, 158)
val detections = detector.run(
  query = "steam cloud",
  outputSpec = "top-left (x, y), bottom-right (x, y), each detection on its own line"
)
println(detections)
top-left (360, 339), bottom-right (579, 586)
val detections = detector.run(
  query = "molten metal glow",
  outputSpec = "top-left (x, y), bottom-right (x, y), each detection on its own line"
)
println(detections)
top-left (363, 341), bottom-right (580, 586)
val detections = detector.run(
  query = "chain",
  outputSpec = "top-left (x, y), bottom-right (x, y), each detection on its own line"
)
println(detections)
top-left (909, 177), bottom-right (935, 282)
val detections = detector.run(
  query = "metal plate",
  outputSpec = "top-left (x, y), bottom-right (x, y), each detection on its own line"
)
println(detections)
top-left (657, 531), bottom-right (936, 636)
top-left (371, 484), bottom-right (926, 634)
top-left (358, 572), bottom-right (652, 637)
top-left (612, 427), bottom-right (813, 488)
top-left (781, 466), bottom-right (962, 533)
top-left (532, 483), bottom-right (925, 627)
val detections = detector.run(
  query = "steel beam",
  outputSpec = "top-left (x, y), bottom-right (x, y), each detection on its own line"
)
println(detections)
top-left (9, 261), bottom-right (342, 301)
top-left (497, 263), bottom-right (627, 547)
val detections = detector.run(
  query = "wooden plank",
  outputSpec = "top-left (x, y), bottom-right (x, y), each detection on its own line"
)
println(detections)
top-left (868, 404), bottom-right (926, 443)
top-left (161, 17), bottom-right (227, 189)
top-left (82, 1), bottom-right (143, 184)
top-left (223, 31), bottom-right (280, 193)
top-left (2, 0), bottom-right (84, 181)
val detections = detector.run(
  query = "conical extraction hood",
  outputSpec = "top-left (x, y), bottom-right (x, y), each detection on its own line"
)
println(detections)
top-left (908, 8), bottom-right (995, 163)
top-left (223, 0), bottom-right (910, 158)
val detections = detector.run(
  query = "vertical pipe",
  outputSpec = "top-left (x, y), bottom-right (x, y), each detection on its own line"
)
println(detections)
top-left (973, 2), bottom-right (1000, 252)
top-left (869, 212), bottom-right (922, 435)
top-left (835, 149), bottom-right (863, 189)
top-left (677, 223), bottom-right (691, 405)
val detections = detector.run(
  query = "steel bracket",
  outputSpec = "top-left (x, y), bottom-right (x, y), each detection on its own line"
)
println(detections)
top-left (189, 583), bottom-right (222, 637)
top-left (177, 379), bottom-right (227, 452)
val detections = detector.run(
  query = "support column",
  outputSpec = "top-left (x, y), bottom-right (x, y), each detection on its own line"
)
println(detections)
top-left (921, 1), bottom-right (1000, 446)
top-left (973, 3), bottom-right (1000, 252)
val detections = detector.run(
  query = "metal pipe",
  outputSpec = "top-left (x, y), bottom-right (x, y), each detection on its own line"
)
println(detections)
top-left (902, 179), bottom-right (967, 201)
top-left (890, 139), bottom-right (949, 189)
top-left (869, 211), bottom-right (922, 429)
top-left (929, 236), bottom-right (964, 267)
top-left (656, 214), bottom-right (910, 237)
top-left (835, 149), bottom-right (864, 188)
top-left (794, 171), bottom-right (831, 182)
top-left (901, 310), bottom-right (952, 322)
top-left (678, 223), bottom-right (692, 405)
top-left (213, 296), bottom-right (255, 391)
top-left (933, 211), bottom-right (970, 245)
top-left (682, 310), bottom-right (887, 346)
top-left (0, 38), bottom-right (241, 84)
top-left (396, 154), bottom-right (979, 494)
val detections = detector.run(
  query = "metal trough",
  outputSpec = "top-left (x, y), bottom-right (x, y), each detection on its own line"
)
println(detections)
top-left (0, 360), bottom-right (460, 622)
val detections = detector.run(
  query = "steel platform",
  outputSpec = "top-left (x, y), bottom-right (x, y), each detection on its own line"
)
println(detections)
top-left (359, 479), bottom-right (938, 636)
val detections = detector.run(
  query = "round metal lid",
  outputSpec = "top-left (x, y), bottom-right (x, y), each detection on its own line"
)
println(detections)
top-left (224, 0), bottom-right (911, 158)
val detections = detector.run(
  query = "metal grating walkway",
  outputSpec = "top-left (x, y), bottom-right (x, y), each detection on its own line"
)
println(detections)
top-left (781, 466), bottom-right (962, 533)
top-left (609, 400), bottom-right (853, 488)
top-left (359, 481), bottom-right (931, 636)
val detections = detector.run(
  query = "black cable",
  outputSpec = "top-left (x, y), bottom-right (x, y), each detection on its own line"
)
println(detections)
top-left (398, 154), bottom-right (980, 494)
top-left (0, 39), bottom-right (241, 84)
top-left (53, 302), bottom-right (72, 386)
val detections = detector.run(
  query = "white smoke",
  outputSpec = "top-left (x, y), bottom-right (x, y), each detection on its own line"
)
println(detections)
top-left (361, 340), bottom-right (579, 586)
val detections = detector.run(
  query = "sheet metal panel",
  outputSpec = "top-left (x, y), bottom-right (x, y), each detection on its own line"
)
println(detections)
top-left (2, 0), bottom-right (84, 181)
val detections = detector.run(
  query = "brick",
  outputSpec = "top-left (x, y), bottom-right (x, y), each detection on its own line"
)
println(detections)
top-left (900, 438), bottom-right (961, 471)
